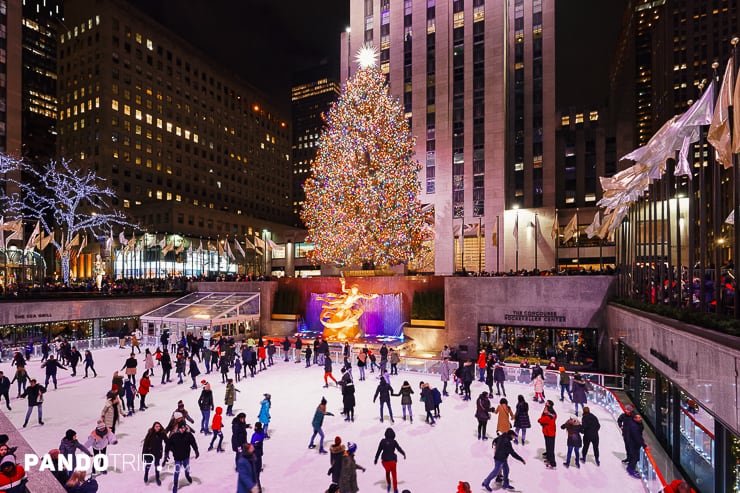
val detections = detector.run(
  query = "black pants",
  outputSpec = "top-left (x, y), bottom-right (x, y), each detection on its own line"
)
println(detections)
top-left (582, 435), bottom-right (599, 461)
top-left (544, 435), bottom-right (556, 466)
top-left (0, 391), bottom-right (9, 409)
top-left (477, 419), bottom-right (488, 438)
top-left (144, 454), bottom-right (161, 482)
top-left (84, 362), bottom-right (97, 377)
top-left (161, 368), bottom-right (171, 384)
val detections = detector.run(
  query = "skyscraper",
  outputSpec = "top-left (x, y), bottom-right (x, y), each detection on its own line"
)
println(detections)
top-left (57, 0), bottom-right (293, 240)
top-left (342, 0), bottom-right (556, 275)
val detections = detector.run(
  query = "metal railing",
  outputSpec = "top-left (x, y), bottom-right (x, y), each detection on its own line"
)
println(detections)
top-left (0, 336), bottom-right (122, 360)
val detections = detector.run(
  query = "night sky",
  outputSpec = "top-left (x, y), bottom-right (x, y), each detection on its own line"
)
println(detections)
top-left (127, 0), bottom-right (625, 113)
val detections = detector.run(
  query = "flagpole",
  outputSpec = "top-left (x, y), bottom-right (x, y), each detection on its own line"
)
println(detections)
top-left (576, 209), bottom-right (580, 271)
top-left (478, 217), bottom-right (482, 273)
top-left (460, 219), bottom-right (465, 273)
top-left (534, 213), bottom-right (538, 271)
top-left (731, 37), bottom-right (740, 318)
top-left (496, 215), bottom-right (500, 274)
top-left (554, 208), bottom-right (559, 273)
top-left (515, 211), bottom-right (519, 272)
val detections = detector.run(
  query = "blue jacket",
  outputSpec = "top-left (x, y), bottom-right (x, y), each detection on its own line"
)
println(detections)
top-left (236, 454), bottom-right (257, 492)
top-left (258, 399), bottom-right (270, 424)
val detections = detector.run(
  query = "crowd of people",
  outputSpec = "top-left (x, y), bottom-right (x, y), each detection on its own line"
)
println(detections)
top-left (0, 333), bottom-right (697, 493)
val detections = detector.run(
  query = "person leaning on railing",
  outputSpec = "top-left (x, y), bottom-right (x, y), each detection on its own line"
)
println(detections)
top-left (662, 480), bottom-right (695, 493)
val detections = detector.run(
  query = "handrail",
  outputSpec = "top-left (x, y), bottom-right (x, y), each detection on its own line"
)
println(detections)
top-left (679, 405), bottom-right (715, 440)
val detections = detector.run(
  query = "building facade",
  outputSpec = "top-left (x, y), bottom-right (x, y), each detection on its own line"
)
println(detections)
top-left (57, 0), bottom-right (293, 241)
top-left (342, 0), bottom-right (556, 275)
top-left (291, 69), bottom-right (340, 227)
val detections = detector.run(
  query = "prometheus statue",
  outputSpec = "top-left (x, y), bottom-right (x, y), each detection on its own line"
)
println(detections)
top-left (316, 277), bottom-right (378, 341)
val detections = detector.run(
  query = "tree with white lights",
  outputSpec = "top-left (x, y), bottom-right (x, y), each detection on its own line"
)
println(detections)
top-left (301, 46), bottom-right (430, 268)
top-left (1, 156), bottom-right (132, 285)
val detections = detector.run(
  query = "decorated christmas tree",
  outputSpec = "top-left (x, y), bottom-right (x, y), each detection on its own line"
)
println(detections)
top-left (301, 46), bottom-right (430, 268)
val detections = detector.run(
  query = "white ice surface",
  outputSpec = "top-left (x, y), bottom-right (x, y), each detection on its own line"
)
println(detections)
top-left (5, 346), bottom-right (648, 493)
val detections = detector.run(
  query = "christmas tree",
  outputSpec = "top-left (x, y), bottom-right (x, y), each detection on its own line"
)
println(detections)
top-left (301, 46), bottom-right (430, 268)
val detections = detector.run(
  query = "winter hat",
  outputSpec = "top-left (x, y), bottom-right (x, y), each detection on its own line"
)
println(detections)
top-left (200, 379), bottom-right (207, 385)
top-left (347, 442), bottom-right (357, 454)
top-left (177, 400), bottom-right (184, 407)
top-left (65, 429), bottom-right (77, 441)
top-left (263, 393), bottom-right (271, 400)
top-left (320, 397), bottom-right (327, 405)
top-left (334, 436), bottom-right (342, 445)
top-left (0, 455), bottom-right (15, 468)
top-left (173, 411), bottom-right (183, 420)
top-left (96, 420), bottom-right (106, 430)
top-left (625, 404), bottom-right (635, 413)
top-left (559, 367), bottom-right (566, 373)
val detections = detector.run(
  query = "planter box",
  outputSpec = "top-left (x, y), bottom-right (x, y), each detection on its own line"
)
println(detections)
top-left (341, 269), bottom-right (396, 277)
top-left (271, 314), bottom-right (299, 321)
top-left (410, 319), bottom-right (445, 328)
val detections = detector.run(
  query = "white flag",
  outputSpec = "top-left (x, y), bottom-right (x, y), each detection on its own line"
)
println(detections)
top-left (244, 236), bottom-right (256, 250)
top-left (233, 238), bottom-right (246, 257)
top-left (79, 233), bottom-right (88, 253)
top-left (585, 211), bottom-right (601, 239)
top-left (725, 210), bottom-right (735, 225)
top-left (119, 231), bottom-right (128, 246)
top-left (512, 215), bottom-right (519, 250)
top-left (225, 239), bottom-right (235, 259)
top-left (253, 235), bottom-right (265, 252)
top-left (25, 221), bottom-right (40, 250)
top-left (563, 213), bottom-right (578, 242)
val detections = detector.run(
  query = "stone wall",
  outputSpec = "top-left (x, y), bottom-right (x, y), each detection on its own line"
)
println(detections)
top-left (605, 303), bottom-right (740, 436)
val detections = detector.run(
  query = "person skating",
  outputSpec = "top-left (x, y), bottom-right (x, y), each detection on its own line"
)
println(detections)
top-left (439, 357), bottom-right (451, 396)
top-left (373, 427), bottom-right (406, 493)
top-left (41, 355), bottom-right (66, 390)
top-left (624, 414), bottom-right (647, 478)
top-left (340, 373), bottom-right (356, 422)
top-left (111, 372), bottom-right (125, 411)
top-left (533, 373), bottom-right (545, 403)
top-left (477, 350), bottom-right (487, 382)
top-left (225, 378), bottom-right (240, 416)
top-left (20, 379), bottom-right (45, 427)
top-left (475, 391), bottom-right (492, 440)
top-left (373, 378), bottom-right (395, 423)
top-left (121, 352), bottom-right (138, 386)
top-left (538, 400), bottom-right (557, 469)
top-left (10, 365), bottom-right (29, 398)
top-left (175, 353), bottom-right (186, 385)
top-left (258, 393), bottom-right (271, 437)
top-left (234, 357), bottom-right (242, 382)
top-left (481, 429), bottom-right (525, 491)
top-left (323, 354), bottom-right (338, 388)
top-left (101, 392), bottom-right (124, 434)
top-left (142, 421), bottom-right (167, 485)
top-left (559, 367), bottom-right (573, 402)
top-left (208, 407), bottom-right (225, 452)
top-left (461, 359), bottom-right (474, 401)
top-left (0, 371), bottom-right (10, 411)
top-left (389, 348), bottom-right (400, 375)
top-left (250, 421), bottom-right (267, 490)
top-left (267, 339), bottom-right (276, 366)
top-left (231, 412), bottom-right (251, 470)
top-left (356, 350), bottom-right (366, 380)
top-left (236, 443), bottom-right (259, 493)
top-left (123, 379), bottom-right (138, 416)
top-left (294, 335), bottom-right (303, 363)
top-left (580, 406), bottom-right (601, 465)
top-left (282, 336), bottom-right (291, 361)
top-left (304, 344), bottom-right (313, 368)
top-left (257, 343), bottom-right (267, 371)
top-left (189, 357), bottom-right (201, 389)
top-left (571, 372), bottom-right (589, 416)
top-left (395, 380), bottom-right (414, 422)
top-left (560, 417), bottom-right (583, 468)
top-left (493, 397), bottom-right (515, 436)
top-left (493, 362), bottom-right (507, 396)
top-left (328, 436), bottom-right (345, 486)
top-left (68, 347), bottom-right (81, 377)
top-left (83, 350), bottom-right (97, 378)
top-left (59, 429), bottom-right (93, 471)
top-left (198, 382), bottom-right (214, 434)
top-left (513, 394), bottom-right (531, 445)
top-left (419, 382), bottom-right (436, 425)
top-left (163, 421), bottom-right (199, 493)
top-left (160, 349), bottom-right (172, 384)
top-left (138, 371), bottom-right (151, 410)
top-left (338, 442), bottom-right (365, 493)
top-left (144, 348), bottom-right (155, 377)
top-left (308, 397), bottom-right (334, 454)
top-left (84, 420), bottom-right (117, 474)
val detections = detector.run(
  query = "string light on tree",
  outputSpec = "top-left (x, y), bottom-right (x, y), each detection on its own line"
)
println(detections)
top-left (301, 46), bottom-right (431, 268)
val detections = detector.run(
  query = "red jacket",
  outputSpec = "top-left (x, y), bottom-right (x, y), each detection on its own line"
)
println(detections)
top-left (138, 377), bottom-right (151, 395)
top-left (258, 346), bottom-right (266, 359)
top-left (211, 407), bottom-right (223, 431)
top-left (0, 464), bottom-right (27, 492)
top-left (538, 411), bottom-right (557, 437)
top-left (477, 352), bottom-right (487, 369)
top-left (664, 480), bottom-right (695, 493)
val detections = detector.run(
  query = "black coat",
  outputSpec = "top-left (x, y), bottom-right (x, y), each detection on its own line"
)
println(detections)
top-left (373, 381), bottom-right (393, 403)
top-left (42, 360), bottom-right (66, 376)
top-left (142, 429), bottom-right (168, 458)
top-left (623, 417), bottom-right (645, 451)
top-left (21, 384), bottom-right (46, 406)
top-left (165, 430), bottom-right (198, 461)
top-left (161, 353), bottom-right (172, 371)
top-left (0, 376), bottom-right (10, 394)
top-left (198, 390), bottom-right (214, 410)
top-left (492, 433), bottom-right (524, 463)
top-left (581, 413), bottom-right (601, 439)
top-left (231, 420), bottom-right (249, 452)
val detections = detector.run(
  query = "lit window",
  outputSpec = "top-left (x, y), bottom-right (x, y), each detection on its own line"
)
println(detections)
top-left (111, 99), bottom-right (119, 111)
top-left (123, 199), bottom-right (130, 208)
top-left (156, 190), bottom-right (163, 200)
top-left (166, 192), bottom-right (172, 201)
top-left (561, 116), bottom-right (570, 126)
top-left (146, 39), bottom-right (153, 50)
top-left (135, 33), bottom-right (142, 43)
top-left (585, 193), bottom-right (596, 202)
top-left (146, 114), bottom-right (152, 124)
top-left (589, 111), bottom-right (599, 121)
top-left (156, 118), bottom-right (162, 129)
top-left (123, 104), bottom-right (131, 116)
top-left (575, 113), bottom-right (584, 124)
top-left (166, 122), bottom-right (173, 132)
top-left (135, 109), bottom-right (142, 120)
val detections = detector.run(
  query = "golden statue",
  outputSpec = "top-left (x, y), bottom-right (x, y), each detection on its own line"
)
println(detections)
top-left (316, 278), bottom-right (378, 341)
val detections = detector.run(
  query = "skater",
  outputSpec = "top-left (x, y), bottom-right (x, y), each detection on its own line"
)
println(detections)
top-left (231, 412), bottom-right (251, 469)
top-left (68, 347), bottom-right (81, 377)
top-left (389, 348), bottom-right (400, 375)
top-left (163, 422), bottom-right (199, 493)
top-left (282, 336), bottom-right (291, 361)
top-left (0, 372), bottom-right (10, 411)
top-left (208, 407), bottom-right (225, 452)
top-left (356, 350), bottom-right (366, 380)
top-left (189, 357), bottom-right (201, 389)
top-left (20, 379), bottom-right (45, 427)
top-left (419, 382), bottom-right (436, 425)
top-left (341, 374), bottom-right (356, 422)
top-left (131, 331), bottom-right (141, 354)
top-left (267, 340), bottom-right (276, 366)
top-left (123, 379), bottom-right (137, 416)
top-left (41, 355), bottom-right (66, 390)
top-left (101, 391), bottom-right (124, 434)
top-left (121, 353), bottom-right (138, 386)
top-left (84, 420), bottom-right (117, 467)
top-left (373, 427), bottom-right (406, 493)
top-left (339, 442), bottom-right (365, 493)
top-left (138, 371), bottom-right (151, 410)
top-left (308, 397), bottom-right (334, 454)
top-left (59, 430), bottom-right (93, 471)
top-left (83, 350), bottom-right (97, 378)
top-left (475, 391), bottom-right (492, 440)
top-left (112, 373), bottom-right (126, 411)
top-left (533, 373), bottom-right (545, 403)
top-left (493, 397), bottom-right (515, 436)
top-left (258, 343), bottom-right (267, 371)
top-left (10, 365), bottom-right (29, 398)
top-left (198, 383), bottom-right (214, 434)
top-left (175, 354), bottom-right (187, 385)
top-left (538, 400), bottom-right (557, 469)
top-left (294, 335), bottom-right (303, 363)
top-left (559, 368), bottom-right (572, 402)
top-left (395, 380), bottom-right (414, 422)
top-left (440, 357), bottom-right (451, 396)
top-left (258, 393), bottom-right (271, 437)
top-left (477, 350), bottom-right (487, 382)
top-left (481, 429), bottom-right (525, 492)
top-left (305, 344), bottom-right (313, 368)
top-left (234, 357), bottom-right (242, 382)
top-left (571, 372), bottom-right (589, 416)
top-left (203, 346), bottom-right (212, 374)
top-left (160, 349), bottom-right (172, 384)
top-left (493, 362), bottom-right (507, 396)
top-left (250, 422), bottom-right (267, 490)
top-left (225, 378), bottom-right (239, 416)
top-left (220, 354), bottom-right (231, 383)
top-left (561, 416), bottom-right (583, 468)
top-left (580, 406), bottom-right (601, 465)
top-left (236, 443), bottom-right (258, 493)
top-left (624, 413), bottom-right (647, 478)
top-left (461, 359), bottom-right (474, 401)
top-left (328, 436), bottom-right (345, 485)
top-left (485, 359), bottom-right (494, 396)
top-left (142, 421), bottom-right (167, 485)
top-left (373, 377), bottom-right (395, 423)
top-left (324, 354), bottom-right (338, 387)
top-left (513, 394), bottom-right (531, 445)
top-left (144, 348), bottom-right (154, 377)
